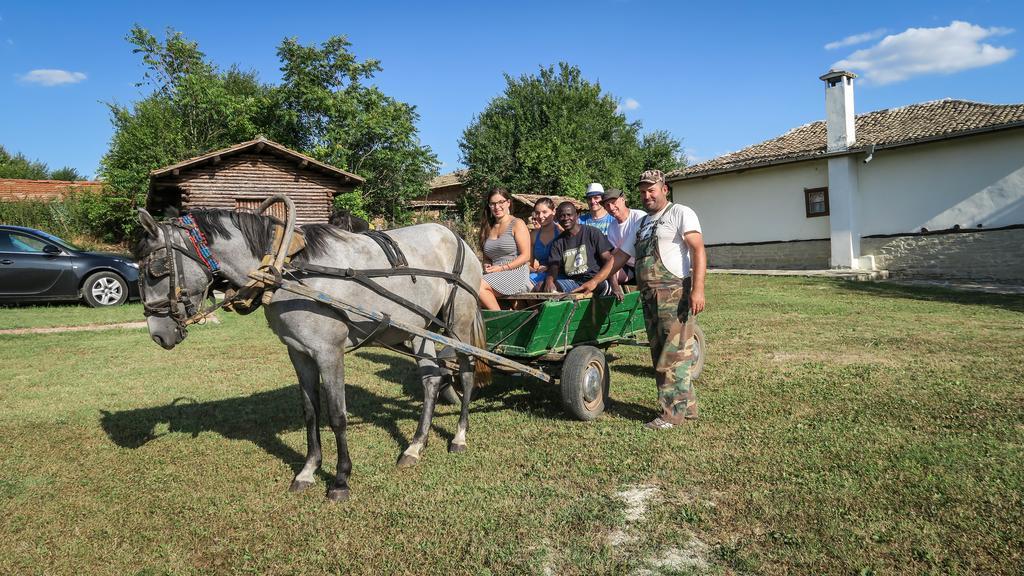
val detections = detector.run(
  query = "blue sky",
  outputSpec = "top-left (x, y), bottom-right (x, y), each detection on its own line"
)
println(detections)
top-left (1, 0), bottom-right (1021, 179)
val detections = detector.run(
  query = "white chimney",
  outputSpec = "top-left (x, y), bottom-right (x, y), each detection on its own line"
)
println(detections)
top-left (820, 70), bottom-right (857, 152)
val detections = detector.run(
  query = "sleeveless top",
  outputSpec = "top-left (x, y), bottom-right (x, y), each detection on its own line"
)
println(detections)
top-left (529, 226), bottom-right (558, 285)
top-left (483, 219), bottom-right (533, 295)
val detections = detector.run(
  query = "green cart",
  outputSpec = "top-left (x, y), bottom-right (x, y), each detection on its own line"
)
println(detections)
top-left (481, 292), bottom-right (705, 421)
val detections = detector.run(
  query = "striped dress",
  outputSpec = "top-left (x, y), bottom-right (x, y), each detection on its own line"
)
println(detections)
top-left (483, 219), bottom-right (533, 295)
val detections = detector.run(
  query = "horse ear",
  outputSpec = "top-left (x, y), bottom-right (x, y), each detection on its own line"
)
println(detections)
top-left (138, 209), bottom-right (160, 238)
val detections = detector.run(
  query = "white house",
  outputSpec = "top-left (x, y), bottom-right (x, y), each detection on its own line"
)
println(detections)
top-left (668, 71), bottom-right (1024, 282)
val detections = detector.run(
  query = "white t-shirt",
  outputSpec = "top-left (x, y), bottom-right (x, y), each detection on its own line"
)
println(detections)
top-left (635, 203), bottom-right (702, 279)
top-left (606, 208), bottom-right (646, 267)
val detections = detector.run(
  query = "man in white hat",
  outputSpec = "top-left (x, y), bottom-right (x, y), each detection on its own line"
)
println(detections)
top-left (579, 182), bottom-right (614, 234)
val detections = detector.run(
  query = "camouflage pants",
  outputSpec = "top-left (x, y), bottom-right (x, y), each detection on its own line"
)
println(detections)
top-left (640, 278), bottom-right (697, 424)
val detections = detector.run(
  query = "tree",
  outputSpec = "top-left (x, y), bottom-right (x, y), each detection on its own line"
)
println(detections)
top-left (99, 26), bottom-right (437, 240)
top-left (0, 145), bottom-right (52, 180)
top-left (48, 166), bottom-right (83, 181)
top-left (274, 36), bottom-right (438, 221)
top-left (0, 145), bottom-right (85, 180)
top-left (459, 63), bottom-right (685, 202)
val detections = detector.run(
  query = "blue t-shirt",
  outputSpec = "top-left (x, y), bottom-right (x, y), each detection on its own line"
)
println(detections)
top-left (578, 212), bottom-right (614, 235)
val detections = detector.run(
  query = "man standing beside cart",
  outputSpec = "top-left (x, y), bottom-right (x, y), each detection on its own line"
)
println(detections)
top-left (575, 169), bottom-right (707, 429)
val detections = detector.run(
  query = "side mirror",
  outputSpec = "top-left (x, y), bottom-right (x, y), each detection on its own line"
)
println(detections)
top-left (43, 244), bottom-right (61, 255)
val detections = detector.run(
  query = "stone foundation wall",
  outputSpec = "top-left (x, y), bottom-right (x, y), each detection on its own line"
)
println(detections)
top-left (707, 240), bottom-right (830, 270)
top-left (862, 227), bottom-right (1024, 282)
top-left (705, 228), bottom-right (1024, 281)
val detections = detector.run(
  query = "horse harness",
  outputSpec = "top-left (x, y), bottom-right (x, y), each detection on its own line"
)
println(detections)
top-left (139, 216), bottom-right (476, 345)
top-left (286, 229), bottom-right (475, 343)
top-left (138, 215), bottom-right (227, 340)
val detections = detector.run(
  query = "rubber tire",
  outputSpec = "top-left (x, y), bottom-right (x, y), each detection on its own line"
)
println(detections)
top-left (560, 345), bottom-right (609, 421)
top-left (690, 322), bottom-right (707, 381)
top-left (82, 271), bottom-right (128, 307)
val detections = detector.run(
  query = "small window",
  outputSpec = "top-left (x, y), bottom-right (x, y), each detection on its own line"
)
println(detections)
top-left (804, 187), bottom-right (829, 218)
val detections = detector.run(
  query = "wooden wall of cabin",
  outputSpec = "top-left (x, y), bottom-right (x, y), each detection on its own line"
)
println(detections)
top-left (151, 153), bottom-right (353, 225)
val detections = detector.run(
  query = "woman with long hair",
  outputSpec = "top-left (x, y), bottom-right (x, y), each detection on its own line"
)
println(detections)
top-left (528, 197), bottom-right (559, 290)
top-left (478, 188), bottom-right (532, 310)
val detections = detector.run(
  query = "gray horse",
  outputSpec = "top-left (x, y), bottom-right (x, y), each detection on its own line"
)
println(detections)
top-left (135, 208), bottom-right (486, 502)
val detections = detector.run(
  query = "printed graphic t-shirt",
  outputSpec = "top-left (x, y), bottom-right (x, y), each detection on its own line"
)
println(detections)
top-left (548, 225), bottom-right (614, 282)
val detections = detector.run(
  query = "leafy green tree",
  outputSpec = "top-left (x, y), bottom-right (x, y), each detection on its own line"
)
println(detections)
top-left (48, 166), bottom-right (83, 181)
top-left (99, 26), bottom-right (437, 239)
top-left (274, 36), bottom-right (438, 222)
top-left (0, 146), bottom-right (85, 180)
top-left (0, 145), bottom-right (50, 180)
top-left (100, 26), bottom-right (280, 239)
top-left (459, 63), bottom-right (684, 202)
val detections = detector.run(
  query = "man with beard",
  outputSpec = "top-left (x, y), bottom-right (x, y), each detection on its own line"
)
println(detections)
top-left (575, 170), bottom-right (706, 429)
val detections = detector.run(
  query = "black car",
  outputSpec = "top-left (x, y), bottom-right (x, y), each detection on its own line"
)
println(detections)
top-left (0, 225), bottom-right (140, 307)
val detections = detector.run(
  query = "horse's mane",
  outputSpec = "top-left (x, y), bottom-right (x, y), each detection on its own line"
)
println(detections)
top-left (187, 209), bottom-right (351, 261)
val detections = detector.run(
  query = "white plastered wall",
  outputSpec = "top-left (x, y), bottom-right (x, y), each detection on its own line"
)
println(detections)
top-left (670, 160), bottom-right (829, 245)
top-left (857, 129), bottom-right (1024, 235)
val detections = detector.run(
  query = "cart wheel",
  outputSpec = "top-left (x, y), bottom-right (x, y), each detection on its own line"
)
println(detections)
top-left (690, 322), bottom-right (706, 381)
top-left (560, 346), bottom-right (609, 421)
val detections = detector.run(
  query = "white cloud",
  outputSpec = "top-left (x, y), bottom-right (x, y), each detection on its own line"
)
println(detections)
top-left (18, 69), bottom-right (88, 86)
top-left (825, 28), bottom-right (887, 50)
top-left (834, 21), bottom-right (1015, 85)
top-left (616, 98), bottom-right (640, 114)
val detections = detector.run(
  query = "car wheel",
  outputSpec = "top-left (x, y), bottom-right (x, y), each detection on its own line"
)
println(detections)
top-left (82, 271), bottom-right (128, 307)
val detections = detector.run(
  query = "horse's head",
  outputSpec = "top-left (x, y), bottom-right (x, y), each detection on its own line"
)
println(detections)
top-left (135, 209), bottom-right (218, 349)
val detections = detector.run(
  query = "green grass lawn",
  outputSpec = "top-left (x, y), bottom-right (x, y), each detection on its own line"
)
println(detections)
top-left (0, 275), bottom-right (1021, 575)
top-left (0, 302), bottom-right (145, 330)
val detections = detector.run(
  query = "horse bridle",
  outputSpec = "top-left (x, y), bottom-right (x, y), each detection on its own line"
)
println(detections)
top-left (138, 217), bottom-right (221, 337)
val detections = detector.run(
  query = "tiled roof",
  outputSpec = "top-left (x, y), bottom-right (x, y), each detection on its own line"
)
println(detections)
top-left (670, 99), bottom-right (1024, 180)
top-left (0, 179), bottom-right (104, 202)
top-left (429, 170), bottom-right (467, 189)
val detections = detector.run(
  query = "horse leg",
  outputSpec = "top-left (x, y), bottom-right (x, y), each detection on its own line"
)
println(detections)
top-left (318, 350), bottom-right (352, 502)
top-left (449, 354), bottom-right (475, 453)
top-left (287, 348), bottom-right (322, 493)
top-left (397, 337), bottom-right (442, 468)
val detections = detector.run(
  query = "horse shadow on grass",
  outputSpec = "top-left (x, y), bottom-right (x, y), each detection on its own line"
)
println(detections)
top-left (100, 364), bottom-right (493, 475)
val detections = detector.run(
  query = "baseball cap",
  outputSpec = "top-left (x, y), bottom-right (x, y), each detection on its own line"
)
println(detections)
top-left (636, 169), bottom-right (665, 188)
top-left (600, 188), bottom-right (624, 202)
top-left (585, 182), bottom-right (605, 197)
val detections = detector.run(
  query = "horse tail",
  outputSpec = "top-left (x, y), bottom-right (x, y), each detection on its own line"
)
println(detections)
top-left (471, 309), bottom-right (492, 387)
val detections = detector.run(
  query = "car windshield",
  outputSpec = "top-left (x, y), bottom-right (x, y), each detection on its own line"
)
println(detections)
top-left (34, 230), bottom-right (82, 251)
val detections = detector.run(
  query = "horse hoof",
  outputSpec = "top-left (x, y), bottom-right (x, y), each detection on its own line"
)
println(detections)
top-left (449, 443), bottom-right (467, 453)
top-left (396, 454), bottom-right (420, 469)
top-left (289, 479), bottom-right (315, 493)
top-left (326, 487), bottom-right (350, 502)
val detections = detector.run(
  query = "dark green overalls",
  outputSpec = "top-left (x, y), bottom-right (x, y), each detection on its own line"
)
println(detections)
top-left (635, 204), bottom-right (698, 424)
